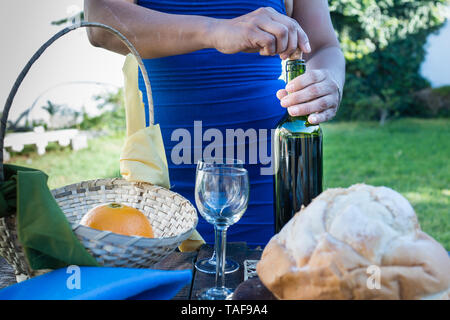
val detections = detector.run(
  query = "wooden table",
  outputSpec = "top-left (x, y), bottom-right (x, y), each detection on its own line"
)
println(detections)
top-left (155, 242), bottom-right (262, 299)
top-left (0, 242), bottom-right (262, 300)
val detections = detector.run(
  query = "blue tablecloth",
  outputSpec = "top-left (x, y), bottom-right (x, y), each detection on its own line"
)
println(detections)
top-left (0, 267), bottom-right (192, 300)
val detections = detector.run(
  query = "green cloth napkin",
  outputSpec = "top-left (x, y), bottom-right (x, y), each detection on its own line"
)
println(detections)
top-left (0, 164), bottom-right (99, 270)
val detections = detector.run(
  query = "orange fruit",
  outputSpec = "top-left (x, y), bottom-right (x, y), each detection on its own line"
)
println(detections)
top-left (80, 203), bottom-right (154, 238)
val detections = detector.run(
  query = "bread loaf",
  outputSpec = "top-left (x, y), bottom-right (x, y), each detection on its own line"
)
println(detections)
top-left (257, 184), bottom-right (450, 299)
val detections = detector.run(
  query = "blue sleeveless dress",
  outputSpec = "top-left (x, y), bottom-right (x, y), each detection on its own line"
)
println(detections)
top-left (137, 0), bottom-right (286, 246)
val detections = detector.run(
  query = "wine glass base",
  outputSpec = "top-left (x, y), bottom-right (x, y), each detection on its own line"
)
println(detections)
top-left (197, 287), bottom-right (234, 300)
top-left (195, 257), bottom-right (239, 274)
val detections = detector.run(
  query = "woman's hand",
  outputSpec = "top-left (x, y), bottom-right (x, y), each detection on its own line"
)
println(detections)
top-left (276, 69), bottom-right (341, 124)
top-left (208, 7), bottom-right (311, 60)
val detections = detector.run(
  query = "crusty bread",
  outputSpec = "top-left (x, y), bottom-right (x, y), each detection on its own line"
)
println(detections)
top-left (257, 184), bottom-right (450, 300)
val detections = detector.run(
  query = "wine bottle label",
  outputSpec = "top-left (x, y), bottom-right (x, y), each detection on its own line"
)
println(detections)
top-left (286, 59), bottom-right (306, 82)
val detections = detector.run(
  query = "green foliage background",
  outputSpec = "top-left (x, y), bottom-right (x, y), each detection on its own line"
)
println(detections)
top-left (328, 0), bottom-right (449, 123)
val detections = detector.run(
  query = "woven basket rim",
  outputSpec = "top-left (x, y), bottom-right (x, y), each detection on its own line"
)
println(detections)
top-left (52, 177), bottom-right (199, 247)
top-left (51, 177), bottom-right (155, 196)
top-left (72, 223), bottom-right (197, 247)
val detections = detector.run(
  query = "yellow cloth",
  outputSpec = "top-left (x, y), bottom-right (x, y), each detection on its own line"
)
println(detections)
top-left (120, 54), bottom-right (205, 251)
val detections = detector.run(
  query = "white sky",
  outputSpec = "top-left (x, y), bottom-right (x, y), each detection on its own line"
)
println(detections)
top-left (0, 0), bottom-right (124, 122)
top-left (421, 17), bottom-right (450, 87)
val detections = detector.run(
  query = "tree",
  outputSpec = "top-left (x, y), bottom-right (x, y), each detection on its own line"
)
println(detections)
top-left (42, 100), bottom-right (64, 129)
top-left (329, 0), bottom-right (449, 123)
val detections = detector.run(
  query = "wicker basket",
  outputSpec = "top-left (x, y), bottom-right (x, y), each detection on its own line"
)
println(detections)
top-left (0, 22), bottom-right (198, 280)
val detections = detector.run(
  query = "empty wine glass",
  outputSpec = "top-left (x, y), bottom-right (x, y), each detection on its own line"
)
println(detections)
top-left (195, 158), bottom-right (249, 300)
top-left (194, 159), bottom-right (245, 275)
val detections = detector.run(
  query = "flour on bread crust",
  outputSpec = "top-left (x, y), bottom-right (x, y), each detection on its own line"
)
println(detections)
top-left (257, 184), bottom-right (450, 300)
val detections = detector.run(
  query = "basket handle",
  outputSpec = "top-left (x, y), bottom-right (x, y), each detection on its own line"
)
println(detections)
top-left (0, 22), bottom-right (155, 182)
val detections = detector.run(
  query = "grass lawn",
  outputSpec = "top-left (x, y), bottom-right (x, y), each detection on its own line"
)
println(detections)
top-left (8, 118), bottom-right (450, 249)
top-left (322, 118), bottom-right (449, 249)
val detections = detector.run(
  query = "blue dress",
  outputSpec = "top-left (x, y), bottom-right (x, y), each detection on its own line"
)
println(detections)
top-left (137, 0), bottom-right (287, 246)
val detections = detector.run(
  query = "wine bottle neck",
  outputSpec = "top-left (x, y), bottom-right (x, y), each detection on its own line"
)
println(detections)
top-left (285, 59), bottom-right (308, 123)
top-left (285, 59), bottom-right (306, 83)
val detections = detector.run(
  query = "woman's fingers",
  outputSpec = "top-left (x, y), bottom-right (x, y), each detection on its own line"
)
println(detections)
top-left (259, 7), bottom-right (310, 55)
top-left (252, 29), bottom-right (277, 56)
top-left (296, 28), bottom-right (311, 54)
top-left (252, 7), bottom-right (310, 58)
top-left (287, 95), bottom-right (332, 117)
top-left (286, 94), bottom-right (338, 118)
top-left (256, 17), bottom-right (289, 55)
top-left (285, 69), bottom-right (327, 93)
top-left (277, 68), bottom-right (341, 124)
top-left (279, 26), bottom-right (297, 60)
top-left (288, 48), bottom-right (303, 60)
top-left (276, 89), bottom-right (288, 100)
top-left (268, 12), bottom-right (299, 59)
top-left (213, 7), bottom-right (310, 57)
top-left (281, 80), bottom-right (333, 107)
top-left (308, 107), bottom-right (337, 125)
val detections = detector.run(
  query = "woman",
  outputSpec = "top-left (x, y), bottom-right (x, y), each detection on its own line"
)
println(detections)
top-left (85, 0), bottom-right (345, 246)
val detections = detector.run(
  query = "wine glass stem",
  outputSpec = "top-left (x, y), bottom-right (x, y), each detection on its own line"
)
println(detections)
top-left (214, 224), bottom-right (228, 289)
top-left (209, 245), bottom-right (216, 263)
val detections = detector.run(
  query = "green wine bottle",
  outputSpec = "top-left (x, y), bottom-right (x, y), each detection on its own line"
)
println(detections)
top-left (273, 59), bottom-right (323, 233)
